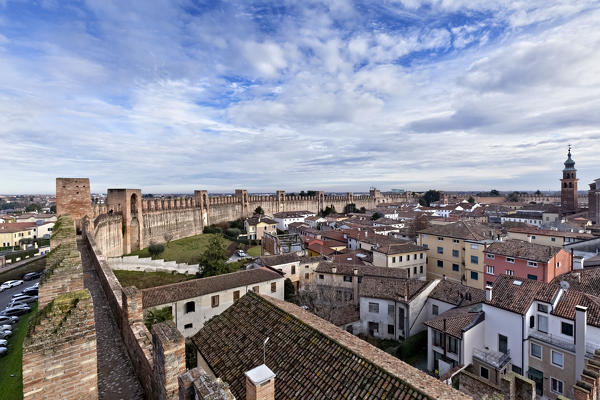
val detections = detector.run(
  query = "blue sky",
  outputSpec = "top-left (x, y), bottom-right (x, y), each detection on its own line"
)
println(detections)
top-left (1, 0), bottom-right (599, 194)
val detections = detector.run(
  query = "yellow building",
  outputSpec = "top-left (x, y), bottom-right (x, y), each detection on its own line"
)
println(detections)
top-left (0, 222), bottom-right (36, 248)
top-left (244, 216), bottom-right (278, 242)
top-left (418, 221), bottom-right (497, 289)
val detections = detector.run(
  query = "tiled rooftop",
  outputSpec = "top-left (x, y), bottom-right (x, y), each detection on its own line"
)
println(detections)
top-left (487, 275), bottom-right (559, 315)
top-left (428, 280), bottom-right (485, 306)
top-left (425, 306), bottom-right (484, 338)
top-left (315, 261), bottom-right (409, 279)
top-left (484, 239), bottom-right (562, 262)
top-left (419, 221), bottom-right (496, 241)
top-left (192, 292), bottom-right (470, 400)
top-left (359, 276), bottom-right (432, 303)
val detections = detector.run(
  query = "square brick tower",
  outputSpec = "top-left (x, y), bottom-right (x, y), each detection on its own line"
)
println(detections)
top-left (56, 178), bottom-right (92, 232)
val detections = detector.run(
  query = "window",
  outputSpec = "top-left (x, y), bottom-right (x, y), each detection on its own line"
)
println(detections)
top-left (506, 257), bottom-right (515, 263)
top-left (233, 290), bottom-right (240, 301)
top-left (388, 304), bottom-right (394, 317)
top-left (506, 269), bottom-right (514, 276)
top-left (499, 334), bottom-right (508, 354)
top-left (538, 315), bottom-right (548, 333)
top-left (392, 256), bottom-right (396, 263)
top-left (551, 237), bottom-right (556, 242)
top-left (368, 321), bottom-right (379, 335)
top-left (305, 264), bottom-right (309, 269)
top-left (423, 244), bottom-right (428, 249)
top-left (319, 274), bottom-right (324, 280)
top-left (486, 265), bottom-right (494, 275)
top-left (388, 324), bottom-right (395, 335)
top-left (185, 301), bottom-right (195, 313)
top-left (471, 244), bottom-right (479, 249)
top-left (453, 239), bottom-right (459, 243)
top-left (432, 304), bottom-right (439, 316)
top-left (413, 254), bottom-right (417, 260)
top-left (413, 266), bottom-right (417, 275)
top-left (452, 263), bottom-right (459, 271)
top-left (471, 255), bottom-right (479, 264)
top-left (252, 286), bottom-right (259, 293)
top-left (343, 275), bottom-right (353, 282)
top-left (420, 265), bottom-right (423, 273)
top-left (527, 261), bottom-right (538, 268)
top-left (471, 271), bottom-right (479, 280)
top-left (407, 269), bottom-right (410, 278)
top-left (211, 295), bottom-right (219, 308)
top-left (527, 274), bottom-right (537, 280)
top-left (291, 265), bottom-right (296, 274)
top-left (448, 336), bottom-right (458, 354)
top-left (538, 304), bottom-right (548, 313)
top-left (531, 342), bottom-right (542, 359)
top-left (399, 256), bottom-right (403, 262)
top-left (556, 262), bottom-right (561, 268)
top-left (452, 249), bottom-right (459, 257)
top-left (437, 260), bottom-right (444, 268)
top-left (271, 282), bottom-right (277, 293)
top-left (561, 322), bottom-right (573, 336)
top-left (420, 253), bottom-right (424, 259)
top-left (551, 377), bottom-right (564, 394)
top-left (551, 350), bottom-right (564, 368)
top-left (433, 330), bottom-right (442, 346)
top-left (437, 246), bottom-right (444, 254)
top-left (438, 237), bottom-right (444, 241)
top-left (184, 323), bottom-right (193, 329)
top-left (480, 366), bottom-right (489, 380)
top-left (531, 235), bottom-right (536, 239)
top-left (305, 273), bottom-right (309, 279)
top-left (368, 302), bottom-right (379, 313)
top-left (487, 253), bottom-right (495, 260)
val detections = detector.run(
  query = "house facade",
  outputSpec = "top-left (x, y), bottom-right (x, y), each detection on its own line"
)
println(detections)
top-left (244, 216), bottom-right (278, 242)
top-left (371, 242), bottom-right (427, 279)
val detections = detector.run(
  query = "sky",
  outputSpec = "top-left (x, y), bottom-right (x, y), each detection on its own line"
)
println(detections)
top-left (1, 0), bottom-right (599, 194)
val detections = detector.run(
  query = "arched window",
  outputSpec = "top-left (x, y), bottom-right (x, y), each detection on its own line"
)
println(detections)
top-left (569, 182), bottom-right (573, 188)
top-left (185, 301), bottom-right (195, 313)
top-left (563, 183), bottom-right (568, 188)
top-left (131, 193), bottom-right (138, 213)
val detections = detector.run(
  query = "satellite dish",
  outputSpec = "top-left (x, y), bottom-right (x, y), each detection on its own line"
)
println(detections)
top-left (560, 281), bottom-right (570, 290)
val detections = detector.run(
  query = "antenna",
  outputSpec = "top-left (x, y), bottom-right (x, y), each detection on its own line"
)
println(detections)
top-left (560, 281), bottom-right (570, 290)
top-left (263, 337), bottom-right (269, 365)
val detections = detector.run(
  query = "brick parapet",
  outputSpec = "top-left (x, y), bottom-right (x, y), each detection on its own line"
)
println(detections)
top-left (152, 321), bottom-right (186, 400)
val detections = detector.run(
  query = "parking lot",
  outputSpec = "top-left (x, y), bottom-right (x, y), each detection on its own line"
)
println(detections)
top-left (0, 277), bottom-right (40, 312)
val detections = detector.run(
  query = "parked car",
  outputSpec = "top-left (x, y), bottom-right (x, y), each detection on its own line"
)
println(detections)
top-left (0, 346), bottom-right (7, 357)
top-left (236, 250), bottom-right (248, 257)
top-left (0, 330), bottom-right (12, 339)
top-left (10, 295), bottom-right (37, 304)
top-left (23, 272), bottom-right (42, 281)
top-left (0, 316), bottom-right (18, 325)
top-left (0, 304), bottom-right (31, 316)
top-left (0, 280), bottom-right (23, 291)
top-left (22, 287), bottom-right (38, 296)
top-left (0, 339), bottom-right (7, 346)
top-left (0, 324), bottom-right (12, 331)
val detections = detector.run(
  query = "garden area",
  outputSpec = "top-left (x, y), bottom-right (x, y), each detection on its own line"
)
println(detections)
top-left (113, 270), bottom-right (194, 289)
top-left (358, 331), bottom-right (428, 370)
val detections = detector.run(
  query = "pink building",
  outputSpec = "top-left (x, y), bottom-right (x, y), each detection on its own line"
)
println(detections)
top-left (483, 239), bottom-right (571, 285)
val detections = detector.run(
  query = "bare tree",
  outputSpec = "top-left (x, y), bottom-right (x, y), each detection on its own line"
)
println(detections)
top-left (163, 232), bottom-right (174, 247)
top-left (296, 284), bottom-right (352, 322)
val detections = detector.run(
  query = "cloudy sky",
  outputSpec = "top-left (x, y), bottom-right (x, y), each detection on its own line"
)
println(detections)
top-left (1, 0), bottom-right (599, 194)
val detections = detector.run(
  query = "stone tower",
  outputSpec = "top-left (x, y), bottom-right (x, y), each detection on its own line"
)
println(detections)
top-left (561, 146), bottom-right (579, 215)
top-left (106, 188), bottom-right (143, 253)
top-left (56, 178), bottom-right (92, 232)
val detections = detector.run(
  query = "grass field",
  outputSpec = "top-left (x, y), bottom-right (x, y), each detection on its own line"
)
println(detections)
top-left (0, 257), bottom-right (46, 283)
top-left (0, 303), bottom-right (38, 400)
top-left (114, 270), bottom-right (195, 289)
top-left (247, 246), bottom-right (262, 257)
top-left (128, 234), bottom-right (231, 264)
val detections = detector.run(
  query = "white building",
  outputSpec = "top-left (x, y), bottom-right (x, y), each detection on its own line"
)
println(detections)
top-left (273, 211), bottom-right (316, 231)
top-left (141, 267), bottom-right (284, 337)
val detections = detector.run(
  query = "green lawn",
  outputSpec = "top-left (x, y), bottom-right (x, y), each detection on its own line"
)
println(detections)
top-left (0, 258), bottom-right (46, 283)
top-left (0, 303), bottom-right (38, 400)
top-left (114, 270), bottom-right (195, 289)
top-left (247, 246), bottom-right (262, 257)
top-left (128, 234), bottom-right (231, 265)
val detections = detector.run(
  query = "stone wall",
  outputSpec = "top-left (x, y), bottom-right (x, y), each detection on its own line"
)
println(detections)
top-left (178, 367), bottom-right (236, 400)
top-left (92, 213), bottom-right (124, 257)
top-left (56, 178), bottom-right (93, 230)
top-left (142, 208), bottom-right (204, 248)
top-left (108, 255), bottom-right (200, 275)
top-left (458, 367), bottom-right (535, 400)
top-left (23, 214), bottom-right (98, 400)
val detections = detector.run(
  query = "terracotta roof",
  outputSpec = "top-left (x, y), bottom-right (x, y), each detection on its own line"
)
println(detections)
top-left (487, 275), bottom-right (559, 315)
top-left (192, 292), bottom-right (470, 400)
top-left (320, 230), bottom-right (347, 242)
top-left (315, 261), bottom-right (409, 279)
top-left (359, 276), bottom-right (432, 303)
top-left (428, 280), bottom-right (485, 306)
top-left (507, 226), bottom-right (595, 240)
top-left (274, 211), bottom-right (314, 218)
top-left (141, 267), bottom-right (283, 308)
top-left (552, 290), bottom-right (600, 327)
top-left (552, 269), bottom-right (600, 297)
top-left (259, 254), bottom-right (321, 267)
top-left (419, 221), bottom-right (496, 241)
top-left (425, 306), bottom-right (484, 338)
top-left (245, 216), bottom-right (277, 226)
top-left (0, 222), bottom-right (37, 233)
top-left (307, 242), bottom-right (337, 256)
top-left (484, 239), bottom-right (562, 262)
top-left (372, 241), bottom-right (426, 255)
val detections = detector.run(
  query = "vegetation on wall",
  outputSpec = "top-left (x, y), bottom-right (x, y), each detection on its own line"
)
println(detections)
top-left (144, 307), bottom-right (173, 331)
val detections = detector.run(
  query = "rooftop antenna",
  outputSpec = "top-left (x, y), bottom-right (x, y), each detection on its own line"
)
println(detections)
top-left (263, 337), bottom-right (269, 365)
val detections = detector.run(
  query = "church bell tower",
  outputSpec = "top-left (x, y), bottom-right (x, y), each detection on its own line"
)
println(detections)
top-left (561, 145), bottom-right (578, 214)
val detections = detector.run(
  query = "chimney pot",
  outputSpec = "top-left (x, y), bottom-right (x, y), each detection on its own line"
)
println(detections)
top-left (485, 285), bottom-right (493, 302)
top-left (245, 364), bottom-right (276, 400)
top-left (575, 305), bottom-right (588, 379)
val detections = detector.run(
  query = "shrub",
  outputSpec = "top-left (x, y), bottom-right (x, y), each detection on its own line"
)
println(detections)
top-left (224, 228), bottom-right (241, 239)
top-left (203, 225), bottom-right (222, 234)
top-left (148, 243), bottom-right (165, 258)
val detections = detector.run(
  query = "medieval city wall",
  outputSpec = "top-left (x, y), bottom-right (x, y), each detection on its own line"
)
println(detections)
top-left (142, 208), bottom-right (204, 248)
top-left (92, 213), bottom-right (124, 257)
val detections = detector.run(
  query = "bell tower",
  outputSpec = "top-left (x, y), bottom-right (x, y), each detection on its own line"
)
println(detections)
top-left (560, 145), bottom-right (578, 215)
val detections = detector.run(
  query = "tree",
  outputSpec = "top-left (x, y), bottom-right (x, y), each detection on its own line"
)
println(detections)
top-left (467, 196), bottom-right (475, 204)
top-left (507, 192), bottom-right (520, 202)
top-left (144, 307), bottom-right (173, 330)
top-left (148, 243), bottom-right (165, 259)
top-left (490, 189), bottom-right (500, 196)
top-left (200, 235), bottom-right (229, 277)
top-left (359, 206), bottom-right (367, 213)
top-left (343, 203), bottom-right (357, 214)
top-left (25, 203), bottom-right (42, 212)
top-left (185, 338), bottom-right (198, 369)
top-left (254, 206), bottom-right (264, 216)
top-left (50, 205), bottom-right (56, 213)
top-left (284, 278), bottom-right (296, 302)
top-left (321, 205), bottom-right (336, 216)
top-left (163, 233), bottom-right (174, 246)
top-left (408, 214), bottom-right (430, 238)
top-left (371, 211), bottom-right (383, 221)
top-left (419, 190), bottom-right (441, 207)
top-left (535, 190), bottom-right (542, 196)
top-left (296, 284), bottom-right (350, 322)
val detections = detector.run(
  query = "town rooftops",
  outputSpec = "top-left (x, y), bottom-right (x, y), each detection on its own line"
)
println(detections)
top-left (258, 254), bottom-right (321, 267)
top-left (372, 241), bottom-right (426, 255)
top-left (484, 239), bottom-right (563, 262)
top-left (487, 275), bottom-right (559, 315)
top-left (141, 267), bottom-right (283, 308)
top-left (507, 226), bottom-right (595, 240)
top-left (419, 221), bottom-right (496, 241)
top-left (425, 305), bottom-right (484, 338)
top-left (552, 289), bottom-right (600, 327)
top-left (552, 268), bottom-right (600, 297)
top-left (192, 292), bottom-right (470, 399)
top-left (359, 276), bottom-right (432, 303)
top-left (273, 210), bottom-right (314, 218)
top-left (428, 280), bottom-right (485, 307)
top-left (315, 261), bottom-right (409, 279)
top-left (245, 216), bottom-right (277, 226)
top-left (0, 222), bottom-right (37, 233)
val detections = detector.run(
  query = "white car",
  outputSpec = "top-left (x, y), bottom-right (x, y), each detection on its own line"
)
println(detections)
top-left (0, 280), bottom-right (23, 291)
top-left (0, 339), bottom-right (7, 346)
top-left (0, 325), bottom-right (11, 331)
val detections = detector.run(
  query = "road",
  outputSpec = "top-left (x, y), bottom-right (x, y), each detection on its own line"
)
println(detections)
top-left (0, 278), bottom-right (40, 312)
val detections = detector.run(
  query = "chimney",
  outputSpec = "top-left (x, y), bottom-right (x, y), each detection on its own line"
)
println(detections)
top-left (485, 285), bottom-right (493, 302)
top-left (245, 364), bottom-right (276, 400)
top-left (575, 305), bottom-right (588, 378)
top-left (353, 268), bottom-right (358, 276)
top-left (331, 266), bottom-right (337, 274)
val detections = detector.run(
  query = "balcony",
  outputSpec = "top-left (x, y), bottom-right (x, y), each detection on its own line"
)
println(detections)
top-left (473, 347), bottom-right (511, 369)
